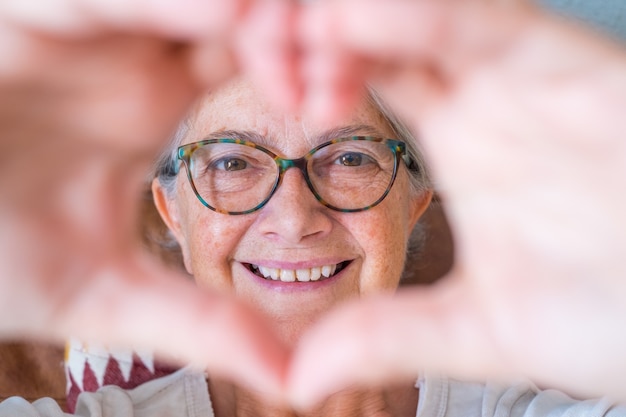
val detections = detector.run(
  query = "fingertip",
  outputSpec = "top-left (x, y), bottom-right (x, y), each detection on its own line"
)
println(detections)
top-left (298, 0), bottom-right (337, 48)
top-left (286, 335), bottom-right (334, 410)
top-left (299, 52), bottom-right (367, 125)
top-left (287, 362), bottom-right (333, 411)
top-left (301, 85), bottom-right (342, 126)
top-left (234, 0), bottom-right (303, 112)
top-left (203, 296), bottom-right (290, 392)
top-left (286, 301), bottom-right (373, 410)
top-left (189, 41), bottom-right (239, 89)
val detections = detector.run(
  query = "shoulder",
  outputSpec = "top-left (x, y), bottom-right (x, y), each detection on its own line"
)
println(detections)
top-left (417, 377), bottom-right (626, 417)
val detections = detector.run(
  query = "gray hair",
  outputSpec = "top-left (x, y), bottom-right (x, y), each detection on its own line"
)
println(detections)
top-left (153, 118), bottom-right (190, 198)
top-left (366, 88), bottom-right (432, 193)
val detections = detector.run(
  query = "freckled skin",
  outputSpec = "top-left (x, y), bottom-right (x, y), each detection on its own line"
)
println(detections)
top-left (153, 78), bottom-right (431, 417)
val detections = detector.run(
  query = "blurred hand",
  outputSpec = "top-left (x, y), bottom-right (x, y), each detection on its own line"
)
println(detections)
top-left (288, 0), bottom-right (626, 406)
top-left (0, 0), bottom-right (289, 395)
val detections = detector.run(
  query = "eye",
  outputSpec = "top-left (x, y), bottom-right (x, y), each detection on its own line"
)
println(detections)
top-left (337, 152), bottom-right (363, 166)
top-left (215, 157), bottom-right (247, 171)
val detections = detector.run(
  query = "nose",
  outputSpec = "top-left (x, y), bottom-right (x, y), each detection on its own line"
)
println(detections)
top-left (255, 168), bottom-right (333, 245)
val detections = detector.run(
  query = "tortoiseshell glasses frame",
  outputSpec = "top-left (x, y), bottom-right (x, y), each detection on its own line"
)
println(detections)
top-left (175, 136), bottom-right (411, 215)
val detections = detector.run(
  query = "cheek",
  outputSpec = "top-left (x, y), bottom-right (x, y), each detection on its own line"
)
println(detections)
top-left (187, 221), bottom-right (246, 291)
top-left (355, 194), bottom-right (412, 294)
top-left (177, 195), bottom-right (252, 292)
top-left (187, 222), bottom-right (232, 264)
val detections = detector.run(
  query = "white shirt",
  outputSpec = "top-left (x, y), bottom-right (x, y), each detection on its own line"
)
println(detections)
top-left (2, 368), bottom-right (625, 417)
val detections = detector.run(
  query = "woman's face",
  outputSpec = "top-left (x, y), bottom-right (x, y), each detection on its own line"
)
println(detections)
top-left (154, 80), bottom-right (430, 344)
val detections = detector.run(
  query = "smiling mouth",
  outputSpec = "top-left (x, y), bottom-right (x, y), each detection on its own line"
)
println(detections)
top-left (244, 261), bottom-right (351, 283)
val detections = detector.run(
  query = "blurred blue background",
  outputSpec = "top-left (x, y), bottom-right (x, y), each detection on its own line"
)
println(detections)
top-left (540, 0), bottom-right (626, 40)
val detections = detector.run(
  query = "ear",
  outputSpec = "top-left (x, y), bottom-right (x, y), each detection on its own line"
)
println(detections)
top-left (408, 189), bottom-right (433, 232)
top-left (151, 178), bottom-right (194, 274)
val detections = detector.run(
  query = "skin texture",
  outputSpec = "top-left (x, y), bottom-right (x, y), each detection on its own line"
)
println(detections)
top-left (152, 78), bottom-right (431, 417)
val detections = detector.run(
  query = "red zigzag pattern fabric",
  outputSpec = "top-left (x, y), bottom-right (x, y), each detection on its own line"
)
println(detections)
top-left (65, 339), bottom-right (178, 413)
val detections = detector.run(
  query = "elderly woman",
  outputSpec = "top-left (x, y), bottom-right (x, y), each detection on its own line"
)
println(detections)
top-left (150, 78), bottom-right (431, 416)
top-left (3, 78), bottom-right (625, 417)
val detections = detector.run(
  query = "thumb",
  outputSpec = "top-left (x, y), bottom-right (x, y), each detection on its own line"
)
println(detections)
top-left (56, 254), bottom-right (289, 397)
top-left (287, 277), bottom-right (510, 409)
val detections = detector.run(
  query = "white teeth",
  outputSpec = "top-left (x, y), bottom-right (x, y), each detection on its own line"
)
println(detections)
top-left (321, 265), bottom-right (333, 278)
top-left (258, 266), bottom-right (280, 280)
top-left (310, 267), bottom-right (321, 281)
top-left (280, 269), bottom-right (296, 282)
top-left (269, 268), bottom-right (279, 280)
top-left (296, 269), bottom-right (311, 282)
top-left (251, 263), bottom-right (342, 282)
top-left (258, 265), bottom-right (271, 278)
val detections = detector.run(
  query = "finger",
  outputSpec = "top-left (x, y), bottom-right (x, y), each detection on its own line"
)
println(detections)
top-left (56, 254), bottom-right (289, 397)
top-left (299, 35), bottom-right (446, 135)
top-left (300, 47), bottom-right (368, 125)
top-left (296, 1), bottom-right (368, 123)
top-left (288, 280), bottom-right (510, 409)
top-left (236, 0), bottom-right (302, 111)
top-left (301, 0), bottom-right (532, 62)
top-left (188, 40), bottom-right (239, 88)
top-left (0, 0), bottom-right (250, 39)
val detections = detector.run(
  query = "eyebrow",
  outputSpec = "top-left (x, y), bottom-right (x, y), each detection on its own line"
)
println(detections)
top-left (200, 124), bottom-right (388, 151)
top-left (314, 124), bottom-right (387, 145)
top-left (200, 129), bottom-right (265, 144)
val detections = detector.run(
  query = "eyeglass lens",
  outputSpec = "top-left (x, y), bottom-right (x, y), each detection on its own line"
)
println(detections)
top-left (185, 139), bottom-right (397, 213)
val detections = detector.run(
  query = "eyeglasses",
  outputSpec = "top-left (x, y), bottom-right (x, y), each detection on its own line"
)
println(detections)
top-left (176, 136), bottom-right (411, 215)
